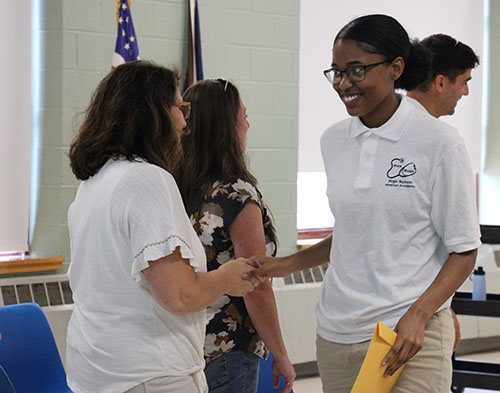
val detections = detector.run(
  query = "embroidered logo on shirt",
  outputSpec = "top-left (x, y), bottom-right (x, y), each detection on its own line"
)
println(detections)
top-left (385, 158), bottom-right (416, 188)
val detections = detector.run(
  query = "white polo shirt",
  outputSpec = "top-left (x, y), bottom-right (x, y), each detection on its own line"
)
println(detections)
top-left (317, 95), bottom-right (481, 344)
top-left (67, 159), bottom-right (207, 393)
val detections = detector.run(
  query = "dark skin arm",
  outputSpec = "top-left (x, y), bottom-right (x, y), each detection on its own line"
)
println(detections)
top-left (248, 237), bottom-right (474, 377)
top-left (248, 235), bottom-right (332, 277)
top-left (382, 249), bottom-right (477, 377)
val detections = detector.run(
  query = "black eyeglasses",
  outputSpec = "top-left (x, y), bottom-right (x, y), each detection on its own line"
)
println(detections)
top-left (323, 61), bottom-right (389, 85)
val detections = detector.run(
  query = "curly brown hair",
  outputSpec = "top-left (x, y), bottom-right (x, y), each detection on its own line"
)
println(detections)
top-left (69, 60), bottom-right (182, 180)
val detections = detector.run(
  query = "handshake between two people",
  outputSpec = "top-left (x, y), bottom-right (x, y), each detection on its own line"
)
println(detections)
top-left (219, 255), bottom-right (290, 297)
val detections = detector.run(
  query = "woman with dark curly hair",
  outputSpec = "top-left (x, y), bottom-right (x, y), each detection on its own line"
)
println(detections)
top-left (175, 79), bottom-right (295, 393)
top-left (251, 14), bottom-right (480, 393)
top-left (67, 61), bottom-right (259, 393)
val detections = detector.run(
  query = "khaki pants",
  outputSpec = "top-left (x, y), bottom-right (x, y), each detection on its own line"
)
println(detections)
top-left (125, 370), bottom-right (208, 393)
top-left (316, 308), bottom-right (454, 393)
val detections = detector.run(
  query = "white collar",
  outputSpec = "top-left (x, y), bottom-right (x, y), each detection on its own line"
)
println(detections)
top-left (348, 94), bottom-right (414, 142)
top-left (405, 95), bottom-right (430, 114)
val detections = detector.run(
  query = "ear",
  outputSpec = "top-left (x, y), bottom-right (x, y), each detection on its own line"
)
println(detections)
top-left (390, 57), bottom-right (405, 80)
top-left (434, 75), bottom-right (446, 92)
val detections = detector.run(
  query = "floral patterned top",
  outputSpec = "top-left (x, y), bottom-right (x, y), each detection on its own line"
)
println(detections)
top-left (187, 178), bottom-right (277, 360)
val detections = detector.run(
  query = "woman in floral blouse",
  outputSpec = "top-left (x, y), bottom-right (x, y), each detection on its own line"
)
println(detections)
top-left (175, 79), bottom-right (295, 393)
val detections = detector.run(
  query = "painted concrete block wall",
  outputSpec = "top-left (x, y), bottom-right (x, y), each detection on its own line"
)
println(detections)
top-left (29, 0), bottom-right (299, 273)
top-left (198, 0), bottom-right (300, 256)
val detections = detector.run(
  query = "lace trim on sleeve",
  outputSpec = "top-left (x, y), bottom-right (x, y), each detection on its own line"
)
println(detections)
top-left (133, 234), bottom-right (192, 260)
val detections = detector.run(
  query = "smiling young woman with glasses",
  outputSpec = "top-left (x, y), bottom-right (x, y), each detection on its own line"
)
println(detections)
top-left (249, 14), bottom-right (481, 393)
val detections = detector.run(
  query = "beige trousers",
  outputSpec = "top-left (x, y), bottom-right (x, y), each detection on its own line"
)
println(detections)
top-left (125, 370), bottom-right (208, 393)
top-left (316, 308), bottom-right (454, 393)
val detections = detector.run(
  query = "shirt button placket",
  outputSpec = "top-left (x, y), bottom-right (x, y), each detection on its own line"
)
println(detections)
top-left (354, 133), bottom-right (378, 189)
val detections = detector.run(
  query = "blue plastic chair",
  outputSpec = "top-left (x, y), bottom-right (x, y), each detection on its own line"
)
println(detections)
top-left (257, 353), bottom-right (294, 393)
top-left (0, 303), bottom-right (72, 393)
top-left (0, 365), bottom-right (16, 393)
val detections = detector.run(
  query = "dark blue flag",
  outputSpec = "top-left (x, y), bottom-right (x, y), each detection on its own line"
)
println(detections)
top-left (112, 0), bottom-right (139, 68)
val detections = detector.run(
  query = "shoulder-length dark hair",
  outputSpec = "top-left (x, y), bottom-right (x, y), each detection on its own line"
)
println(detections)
top-left (176, 79), bottom-right (257, 206)
top-left (335, 14), bottom-right (432, 91)
top-left (69, 60), bottom-right (181, 180)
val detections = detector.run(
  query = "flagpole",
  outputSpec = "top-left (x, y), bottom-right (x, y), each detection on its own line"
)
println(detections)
top-left (184, 0), bottom-right (203, 91)
top-left (190, 0), bottom-right (197, 81)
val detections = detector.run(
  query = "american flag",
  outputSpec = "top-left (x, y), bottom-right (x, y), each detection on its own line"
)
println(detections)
top-left (112, 0), bottom-right (139, 69)
top-left (184, 0), bottom-right (203, 90)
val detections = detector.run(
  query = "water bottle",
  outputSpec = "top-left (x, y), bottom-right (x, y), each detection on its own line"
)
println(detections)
top-left (472, 266), bottom-right (486, 301)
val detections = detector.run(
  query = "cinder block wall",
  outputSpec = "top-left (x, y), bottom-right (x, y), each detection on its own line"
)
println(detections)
top-left (29, 0), bottom-right (299, 271)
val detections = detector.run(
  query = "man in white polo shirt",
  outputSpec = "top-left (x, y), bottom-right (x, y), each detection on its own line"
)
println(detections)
top-left (406, 34), bottom-right (480, 351)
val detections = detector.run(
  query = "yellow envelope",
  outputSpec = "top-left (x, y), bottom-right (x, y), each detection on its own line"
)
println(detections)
top-left (351, 320), bottom-right (406, 393)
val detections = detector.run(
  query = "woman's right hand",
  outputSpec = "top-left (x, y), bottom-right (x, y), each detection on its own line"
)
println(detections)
top-left (219, 258), bottom-right (262, 296)
top-left (247, 255), bottom-right (291, 278)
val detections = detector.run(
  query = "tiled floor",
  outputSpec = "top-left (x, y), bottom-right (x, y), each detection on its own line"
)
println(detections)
top-left (293, 376), bottom-right (322, 392)
top-left (291, 350), bottom-right (500, 393)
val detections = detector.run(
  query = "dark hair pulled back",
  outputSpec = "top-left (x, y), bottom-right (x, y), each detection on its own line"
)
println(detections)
top-left (334, 14), bottom-right (432, 91)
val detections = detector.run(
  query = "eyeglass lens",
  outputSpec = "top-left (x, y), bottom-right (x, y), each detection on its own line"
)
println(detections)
top-left (180, 105), bottom-right (190, 119)
top-left (176, 102), bottom-right (190, 119)
top-left (326, 67), bottom-right (365, 84)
